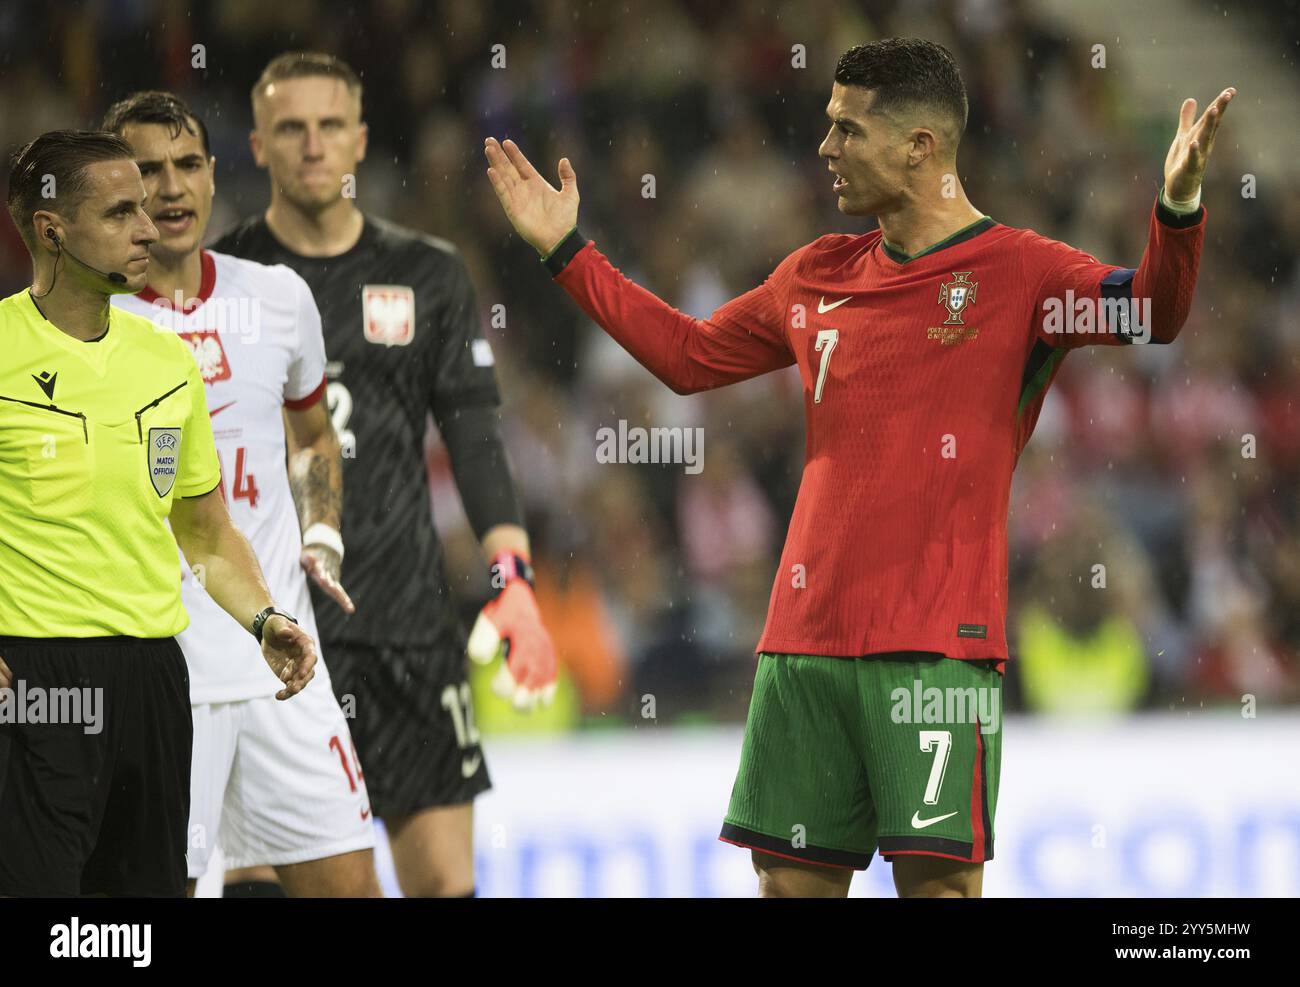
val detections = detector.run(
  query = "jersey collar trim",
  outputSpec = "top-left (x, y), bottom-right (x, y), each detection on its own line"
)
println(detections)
top-left (20, 289), bottom-right (118, 368)
top-left (26, 289), bottom-right (108, 341)
top-left (134, 250), bottom-right (217, 310)
top-left (260, 213), bottom-right (371, 263)
top-left (879, 216), bottom-right (996, 265)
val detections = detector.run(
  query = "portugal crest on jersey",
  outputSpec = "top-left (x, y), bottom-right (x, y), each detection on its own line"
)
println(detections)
top-left (938, 272), bottom-right (978, 325)
top-left (362, 285), bottom-right (416, 346)
top-left (148, 427), bottom-right (182, 497)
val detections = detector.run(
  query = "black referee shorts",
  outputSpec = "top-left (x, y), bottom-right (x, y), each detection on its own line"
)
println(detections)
top-left (0, 636), bottom-right (191, 897)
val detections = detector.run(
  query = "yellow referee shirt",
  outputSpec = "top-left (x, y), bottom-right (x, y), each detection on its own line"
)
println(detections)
top-left (0, 290), bottom-right (221, 637)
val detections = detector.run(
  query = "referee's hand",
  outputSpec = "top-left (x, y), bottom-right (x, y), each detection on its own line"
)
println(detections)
top-left (261, 616), bottom-right (317, 700)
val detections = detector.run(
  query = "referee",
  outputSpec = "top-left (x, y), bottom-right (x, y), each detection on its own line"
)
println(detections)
top-left (0, 130), bottom-right (317, 897)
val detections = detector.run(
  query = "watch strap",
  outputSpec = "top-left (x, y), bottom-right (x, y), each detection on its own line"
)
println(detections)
top-left (251, 606), bottom-right (298, 643)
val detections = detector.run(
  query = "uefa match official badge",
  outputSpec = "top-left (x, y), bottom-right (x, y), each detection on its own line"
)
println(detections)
top-left (362, 285), bottom-right (416, 346)
top-left (938, 272), bottom-right (978, 325)
top-left (148, 427), bottom-right (182, 497)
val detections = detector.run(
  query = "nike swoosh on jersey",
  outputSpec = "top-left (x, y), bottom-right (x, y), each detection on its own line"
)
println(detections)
top-left (817, 296), bottom-right (852, 314)
top-left (209, 401), bottom-right (237, 417)
top-left (911, 810), bottom-right (959, 829)
top-left (461, 753), bottom-right (483, 779)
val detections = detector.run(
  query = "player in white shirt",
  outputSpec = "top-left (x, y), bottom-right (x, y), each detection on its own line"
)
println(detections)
top-left (106, 91), bottom-right (380, 897)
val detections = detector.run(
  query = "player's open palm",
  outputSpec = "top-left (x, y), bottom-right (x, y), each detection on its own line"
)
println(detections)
top-left (301, 544), bottom-right (355, 615)
top-left (484, 137), bottom-right (578, 257)
top-left (1164, 87), bottom-right (1235, 201)
top-left (261, 616), bottom-right (317, 700)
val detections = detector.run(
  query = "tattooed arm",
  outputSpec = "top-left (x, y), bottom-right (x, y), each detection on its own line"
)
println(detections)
top-left (284, 401), bottom-right (355, 614)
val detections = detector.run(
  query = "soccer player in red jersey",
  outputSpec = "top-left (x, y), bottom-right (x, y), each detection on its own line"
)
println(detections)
top-left (485, 38), bottom-right (1234, 897)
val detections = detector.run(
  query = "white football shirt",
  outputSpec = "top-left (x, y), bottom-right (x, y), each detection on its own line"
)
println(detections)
top-left (114, 250), bottom-right (332, 703)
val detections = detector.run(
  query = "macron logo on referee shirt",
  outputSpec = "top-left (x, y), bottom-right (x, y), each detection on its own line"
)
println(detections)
top-left (32, 370), bottom-right (57, 400)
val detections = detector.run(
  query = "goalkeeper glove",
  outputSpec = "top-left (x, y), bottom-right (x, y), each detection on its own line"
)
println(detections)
top-left (466, 551), bottom-right (557, 710)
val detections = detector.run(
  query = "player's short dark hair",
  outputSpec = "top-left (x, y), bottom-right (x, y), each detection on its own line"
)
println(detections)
top-left (6, 129), bottom-right (135, 253)
top-left (252, 51), bottom-right (363, 108)
top-left (101, 90), bottom-right (211, 157)
top-left (834, 39), bottom-right (968, 145)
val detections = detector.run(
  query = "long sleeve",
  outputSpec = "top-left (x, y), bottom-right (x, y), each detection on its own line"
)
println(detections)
top-left (1030, 195), bottom-right (1206, 348)
top-left (549, 233), bottom-right (796, 395)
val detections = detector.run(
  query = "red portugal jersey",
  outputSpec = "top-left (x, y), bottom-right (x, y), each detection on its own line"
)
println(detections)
top-left (548, 198), bottom-right (1206, 668)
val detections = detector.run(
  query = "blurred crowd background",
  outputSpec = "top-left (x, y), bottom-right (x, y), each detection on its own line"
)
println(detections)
top-left (3, 0), bottom-right (1297, 730)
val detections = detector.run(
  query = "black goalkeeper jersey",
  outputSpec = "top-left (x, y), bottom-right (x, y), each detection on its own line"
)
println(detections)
top-left (212, 214), bottom-right (501, 650)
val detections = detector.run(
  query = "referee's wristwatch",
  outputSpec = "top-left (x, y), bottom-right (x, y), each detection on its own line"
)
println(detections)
top-left (251, 606), bottom-right (298, 643)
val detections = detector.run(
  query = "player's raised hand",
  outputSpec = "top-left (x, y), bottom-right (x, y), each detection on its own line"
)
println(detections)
top-left (484, 137), bottom-right (579, 257)
top-left (301, 544), bottom-right (355, 615)
top-left (261, 615), bottom-right (317, 700)
top-left (1164, 87), bottom-right (1235, 202)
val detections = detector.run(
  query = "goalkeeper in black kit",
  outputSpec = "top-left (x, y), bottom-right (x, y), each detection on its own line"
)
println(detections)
top-left (214, 52), bottom-right (556, 898)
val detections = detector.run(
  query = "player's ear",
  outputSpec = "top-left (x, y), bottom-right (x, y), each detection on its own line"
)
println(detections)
top-left (908, 127), bottom-right (934, 167)
top-left (208, 156), bottom-right (217, 196)
top-left (249, 129), bottom-right (266, 169)
top-left (356, 121), bottom-right (368, 165)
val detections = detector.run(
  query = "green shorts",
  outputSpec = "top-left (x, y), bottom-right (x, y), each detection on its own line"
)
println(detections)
top-left (720, 652), bottom-right (1002, 870)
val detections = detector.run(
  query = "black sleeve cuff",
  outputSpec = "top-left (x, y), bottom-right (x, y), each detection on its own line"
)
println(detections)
top-left (182, 477), bottom-right (224, 498)
top-left (542, 227), bottom-right (589, 276)
top-left (1155, 195), bottom-right (1204, 229)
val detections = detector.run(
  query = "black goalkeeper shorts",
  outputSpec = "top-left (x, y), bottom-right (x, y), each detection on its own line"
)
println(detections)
top-left (0, 636), bottom-right (192, 897)
top-left (324, 641), bottom-right (490, 819)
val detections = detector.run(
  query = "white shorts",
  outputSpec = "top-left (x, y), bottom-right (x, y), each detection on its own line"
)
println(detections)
top-left (188, 676), bottom-right (375, 878)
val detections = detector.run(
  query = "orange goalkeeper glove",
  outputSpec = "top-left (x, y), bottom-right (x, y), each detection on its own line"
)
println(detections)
top-left (466, 552), bottom-right (557, 710)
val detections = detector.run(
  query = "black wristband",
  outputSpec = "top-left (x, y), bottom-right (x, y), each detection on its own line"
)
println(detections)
top-left (1154, 189), bottom-right (1204, 229)
top-left (489, 552), bottom-right (535, 593)
top-left (251, 606), bottom-right (298, 643)
top-left (542, 227), bottom-right (588, 276)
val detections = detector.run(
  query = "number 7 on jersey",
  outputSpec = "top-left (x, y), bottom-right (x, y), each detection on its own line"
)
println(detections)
top-left (814, 328), bottom-right (839, 404)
